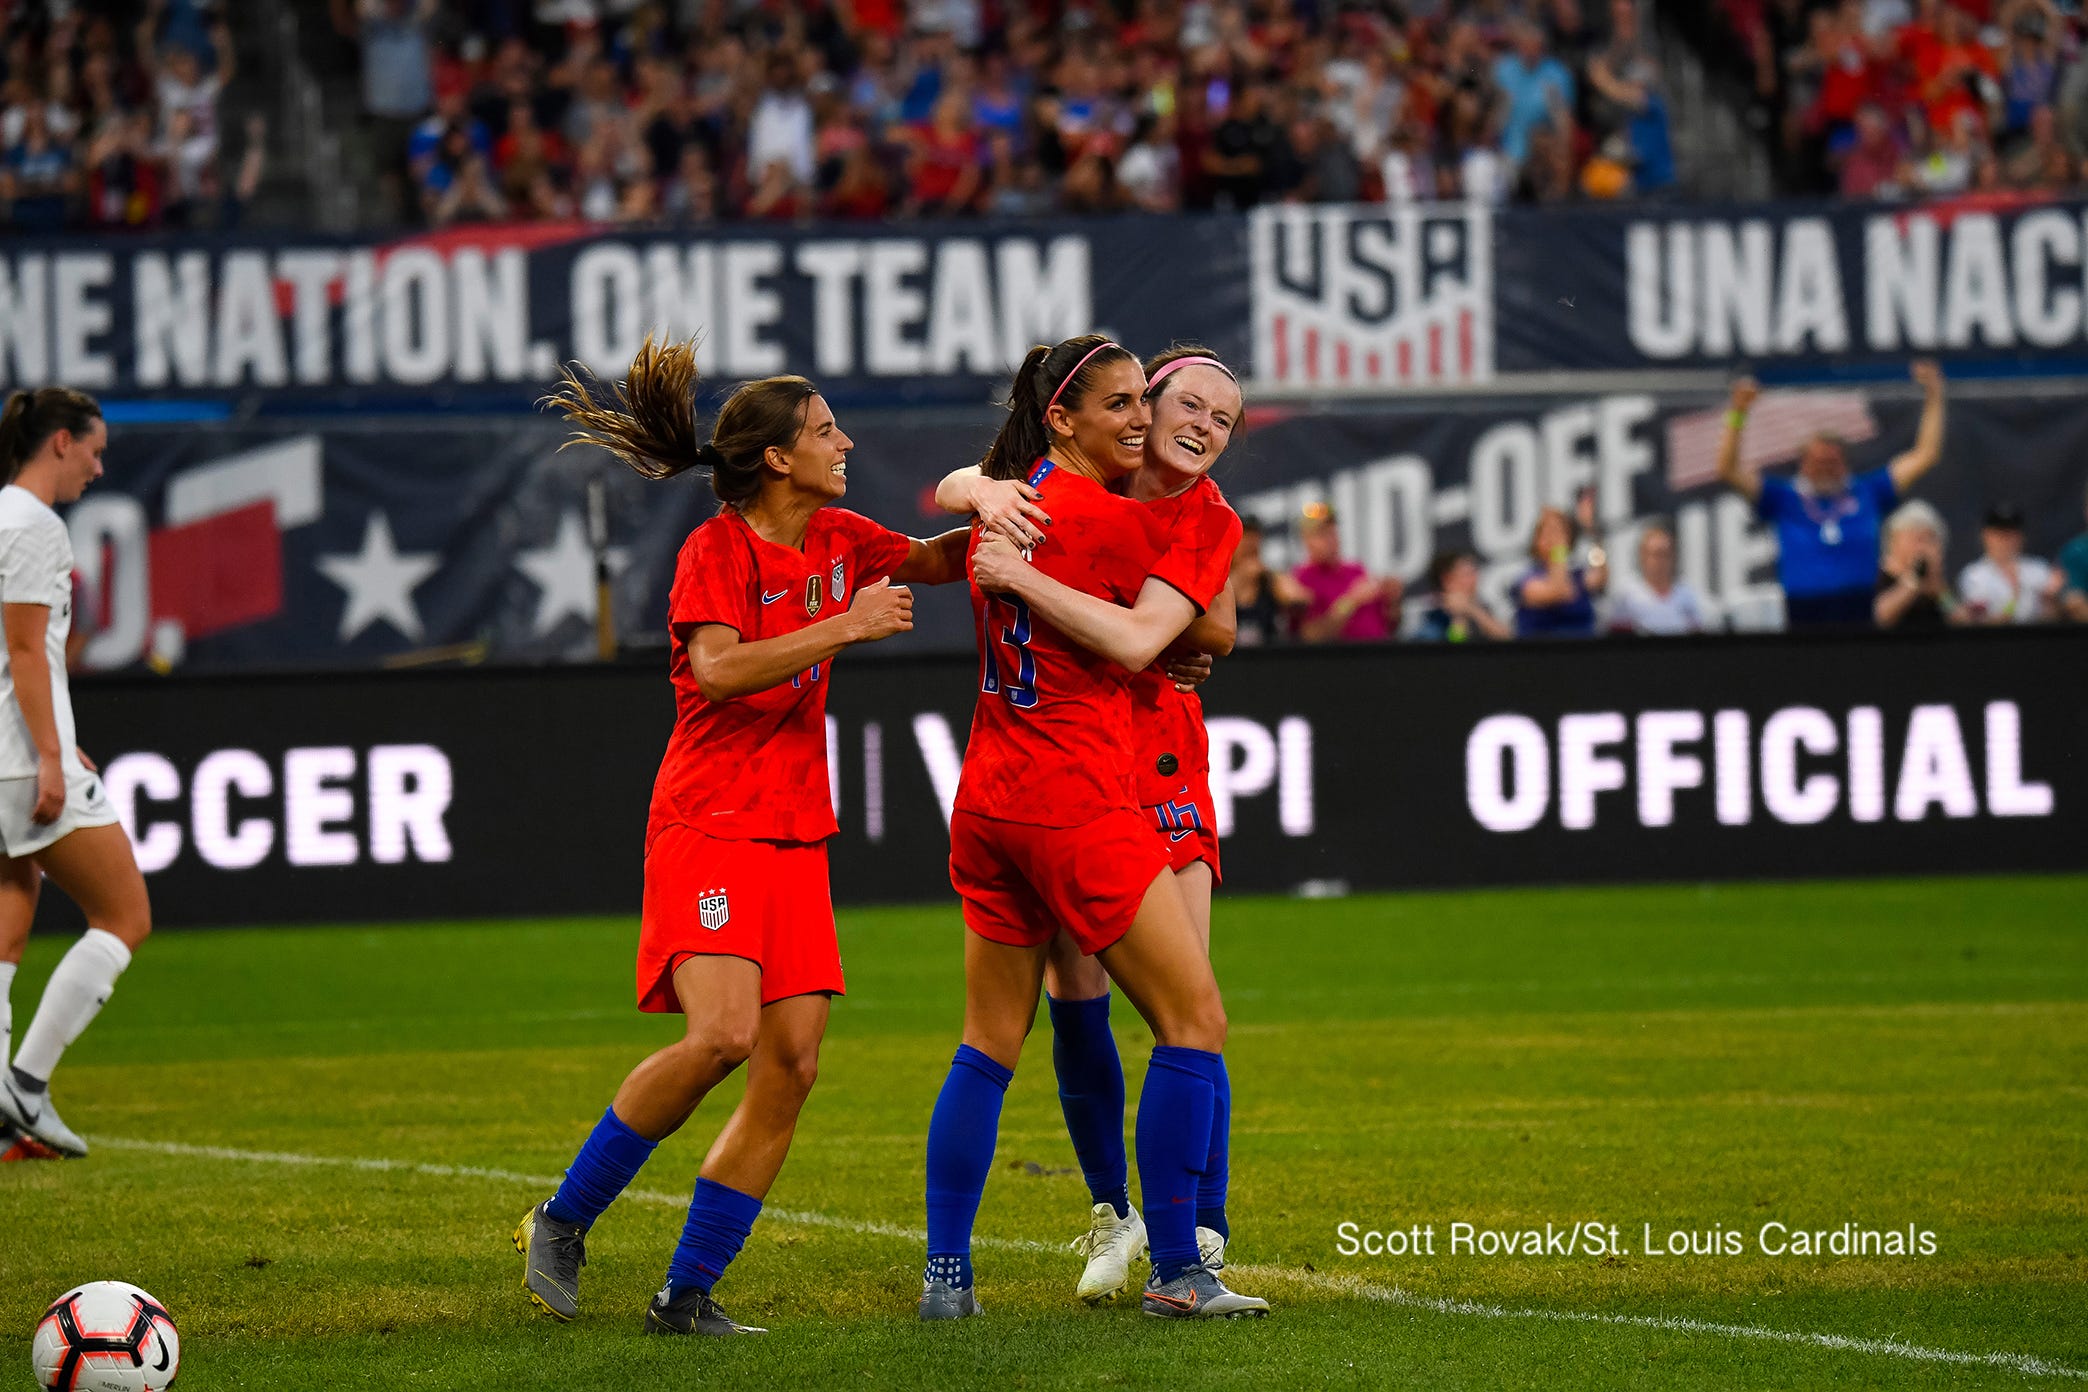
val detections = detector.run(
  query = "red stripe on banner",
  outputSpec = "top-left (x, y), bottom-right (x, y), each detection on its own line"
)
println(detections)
top-left (1366, 350), bottom-right (1382, 380)
top-left (1303, 328), bottom-right (1320, 383)
top-left (1336, 341), bottom-right (1351, 381)
top-left (1397, 340), bottom-right (1412, 381)
top-left (1272, 315), bottom-right (1289, 381)
top-left (1428, 323), bottom-right (1443, 380)
top-left (1459, 310), bottom-right (1474, 378)
top-left (148, 501), bottom-right (284, 640)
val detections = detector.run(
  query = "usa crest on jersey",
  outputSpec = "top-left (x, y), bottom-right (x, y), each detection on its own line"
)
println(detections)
top-left (698, 889), bottom-right (730, 931)
top-left (830, 561), bottom-right (846, 606)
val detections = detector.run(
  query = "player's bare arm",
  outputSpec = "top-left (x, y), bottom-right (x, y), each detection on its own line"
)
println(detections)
top-left (1889, 360), bottom-right (1947, 495)
top-left (1717, 377), bottom-right (1763, 504)
top-left (972, 534), bottom-right (1197, 674)
top-left (891, 527), bottom-right (975, 587)
top-left (683, 578), bottom-right (912, 701)
top-left (2, 600), bottom-right (65, 824)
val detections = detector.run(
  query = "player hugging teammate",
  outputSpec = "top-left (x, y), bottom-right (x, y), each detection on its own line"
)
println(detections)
top-left (920, 336), bottom-right (1264, 1320)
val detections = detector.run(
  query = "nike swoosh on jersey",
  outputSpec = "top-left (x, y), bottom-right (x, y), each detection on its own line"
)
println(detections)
top-left (1168, 829), bottom-right (1194, 843)
top-left (760, 589), bottom-right (788, 604)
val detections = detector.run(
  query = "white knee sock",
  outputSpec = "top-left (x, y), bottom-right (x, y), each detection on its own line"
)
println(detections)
top-left (12, 929), bottom-right (131, 1085)
top-left (0, 959), bottom-right (15, 1069)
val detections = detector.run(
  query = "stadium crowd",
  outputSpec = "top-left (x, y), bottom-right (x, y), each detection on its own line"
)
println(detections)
top-left (338, 0), bottom-right (1681, 225)
top-left (0, 0), bottom-right (265, 231)
top-left (1716, 0), bottom-right (2088, 198)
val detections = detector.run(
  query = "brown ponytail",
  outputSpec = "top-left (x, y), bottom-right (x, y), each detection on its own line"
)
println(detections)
top-left (0, 387), bottom-right (102, 483)
top-left (543, 334), bottom-right (820, 507)
top-left (979, 334), bottom-right (1138, 481)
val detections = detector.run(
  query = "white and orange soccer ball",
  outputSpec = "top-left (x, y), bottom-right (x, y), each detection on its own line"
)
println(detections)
top-left (31, 1282), bottom-right (180, 1392)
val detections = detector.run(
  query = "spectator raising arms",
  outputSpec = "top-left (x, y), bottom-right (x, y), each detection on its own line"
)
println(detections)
top-left (1289, 503), bottom-right (1399, 643)
top-left (1875, 499), bottom-right (1958, 630)
top-left (1958, 504), bottom-right (2064, 624)
top-left (1514, 490), bottom-right (1609, 638)
top-left (1608, 522), bottom-right (1714, 634)
top-left (1719, 361), bottom-right (1947, 631)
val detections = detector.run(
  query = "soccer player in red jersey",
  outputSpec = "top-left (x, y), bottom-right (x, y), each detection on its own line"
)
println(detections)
top-left (515, 336), bottom-right (971, 1336)
top-left (920, 335), bottom-right (1268, 1321)
top-left (935, 347), bottom-right (1248, 1300)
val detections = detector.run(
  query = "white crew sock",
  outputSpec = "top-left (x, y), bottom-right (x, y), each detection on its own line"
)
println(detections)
top-left (0, 959), bottom-right (15, 1068)
top-left (12, 929), bottom-right (131, 1084)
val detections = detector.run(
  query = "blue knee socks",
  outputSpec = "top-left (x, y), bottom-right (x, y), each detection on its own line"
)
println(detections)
top-left (1047, 993), bottom-right (1130, 1219)
top-left (1198, 1055), bottom-right (1232, 1241)
top-left (923, 1044), bottom-right (1014, 1290)
top-left (1137, 1045), bottom-right (1222, 1284)
top-left (545, 1107), bottom-right (657, 1227)
top-left (666, 1176), bottom-right (763, 1297)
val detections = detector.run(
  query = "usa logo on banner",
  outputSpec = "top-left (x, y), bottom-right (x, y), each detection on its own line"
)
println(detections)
top-left (1250, 204), bottom-right (1494, 388)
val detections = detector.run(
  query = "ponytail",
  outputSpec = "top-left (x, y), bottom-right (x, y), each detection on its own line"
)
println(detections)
top-left (979, 334), bottom-right (1137, 481)
top-left (0, 387), bottom-right (102, 483)
top-left (544, 334), bottom-right (819, 507)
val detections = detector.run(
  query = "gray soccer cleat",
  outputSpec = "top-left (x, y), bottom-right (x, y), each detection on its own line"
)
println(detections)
top-left (512, 1200), bottom-right (587, 1321)
top-left (1141, 1263), bottom-right (1270, 1319)
top-left (1196, 1226), bottom-right (1228, 1271)
top-left (643, 1285), bottom-right (766, 1335)
top-left (918, 1278), bottom-right (983, 1320)
top-left (0, 1074), bottom-right (87, 1157)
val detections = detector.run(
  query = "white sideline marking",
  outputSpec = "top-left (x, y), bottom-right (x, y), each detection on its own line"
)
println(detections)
top-left (90, 1137), bottom-right (2086, 1380)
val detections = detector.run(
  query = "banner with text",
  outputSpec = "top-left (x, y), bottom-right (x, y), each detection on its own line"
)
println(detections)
top-left (52, 630), bottom-right (2085, 928)
top-left (0, 216), bottom-right (1248, 407)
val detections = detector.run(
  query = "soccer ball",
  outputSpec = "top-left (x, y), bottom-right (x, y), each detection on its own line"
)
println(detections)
top-left (31, 1282), bottom-right (180, 1392)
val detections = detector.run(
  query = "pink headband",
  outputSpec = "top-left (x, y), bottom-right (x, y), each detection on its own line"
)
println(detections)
top-left (1145, 355), bottom-right (1236, 392)
top-left (1043, 341), bottom-right (1123, 418)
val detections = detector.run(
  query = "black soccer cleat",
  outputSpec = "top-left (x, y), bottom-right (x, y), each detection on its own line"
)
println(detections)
top-left (643, 1285), bottom-right (767, 1335)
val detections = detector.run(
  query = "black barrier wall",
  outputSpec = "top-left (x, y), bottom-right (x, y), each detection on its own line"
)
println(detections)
top-left (52, 629), bottom-right (2086, 928)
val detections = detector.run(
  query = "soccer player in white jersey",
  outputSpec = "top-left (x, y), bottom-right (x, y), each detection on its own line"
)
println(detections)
top-left (0, 387), bottom-right (151, 1159)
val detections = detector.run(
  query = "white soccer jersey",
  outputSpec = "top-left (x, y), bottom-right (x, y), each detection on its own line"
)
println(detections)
top-left (0, 485), bottom-right (79, 779)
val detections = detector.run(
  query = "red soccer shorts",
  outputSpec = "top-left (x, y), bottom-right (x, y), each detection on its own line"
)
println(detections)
top-left (1146, 776), bottom-right (1222, 882)
top-left (948, 807), bottom-right (1171, 956)
top-left (636, 827), bottom-right (842, 1011)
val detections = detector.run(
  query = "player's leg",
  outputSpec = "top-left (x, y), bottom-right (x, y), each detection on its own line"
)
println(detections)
top-left (646, 990), bottom-right (830, 1336)
top-left (0, 825), bottom-right (147, 1158)
top-left (520, 954), bottom-right (762, 1322)
top-left (920, 930), bottom-right (1047, 1318)
top-left (0, 854), bottom-right (40, 1064)
top-left (1172, 859), bottom-right (1231, 1265)
top-left (1096, 870), bottom-right (1267, 1318)
top-left (1043, 929), bottom-right (1145, 1298)
top-left (0, 856), bottom-right (40, 1160)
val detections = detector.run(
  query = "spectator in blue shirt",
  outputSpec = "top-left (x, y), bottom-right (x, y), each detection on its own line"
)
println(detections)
top-left (1515, 492), bottom-right (1609, 638)
top-left (1717, 361), bottom-right (1948, 630)
top-left (1493, 21), bottom-right (1574, 166)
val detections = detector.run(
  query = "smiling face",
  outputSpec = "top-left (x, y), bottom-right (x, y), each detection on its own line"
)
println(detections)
top-left (768, 393), bottom-right (852, 502)
top-left (1144, 364), bottom-right (1242, 487)
top-left (1047, 357), bottom-right (1150, 480)
top-left (1799, 435), bottom-right (1848, 493)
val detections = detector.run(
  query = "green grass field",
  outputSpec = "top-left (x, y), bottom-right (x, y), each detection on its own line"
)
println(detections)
top-left (4, 876), bottom-right (2085, 1390)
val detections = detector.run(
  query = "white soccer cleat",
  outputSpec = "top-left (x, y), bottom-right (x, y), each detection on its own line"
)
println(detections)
top-left (1197, 1226), bottom-right (1227, 1271)
top-left (1071, 1202), bottom-right (1147, 1304)
top-left (0, 1074), bottom-right (86, 1157)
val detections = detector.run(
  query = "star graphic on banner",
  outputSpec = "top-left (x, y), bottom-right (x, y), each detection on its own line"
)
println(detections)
top-left (516, 510), bottom-right (630, 637)
top-left (316, 512), bottom-right (441, 643)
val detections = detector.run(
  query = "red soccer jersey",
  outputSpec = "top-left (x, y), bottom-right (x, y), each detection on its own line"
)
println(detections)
top-left (955, 461), bottom-right (1199, 828)
top-left (1129, 474), bottom-right (1243, 806)
top-left (648, 506), bottom-right (911, 847)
